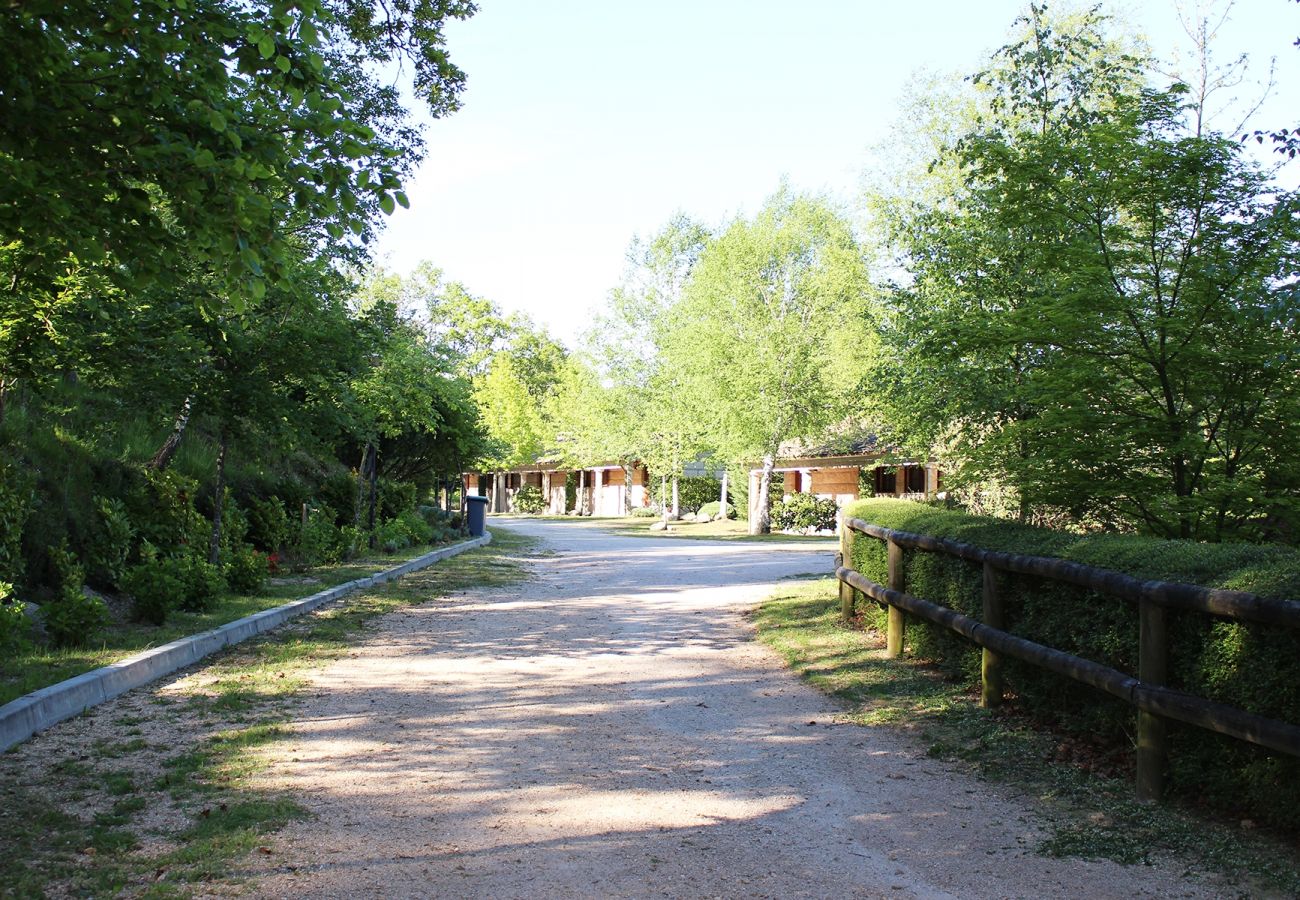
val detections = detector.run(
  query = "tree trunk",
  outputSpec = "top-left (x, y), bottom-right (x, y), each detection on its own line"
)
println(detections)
top-left (207, 429), bottom-right (227, 566)
top-left (750, 454), bottom-right (775, 535)
top-left (623, 464), bottom-right (633, 515)
top-left (355, 445), bottom-right (368, 530)
top-left (661, 475), bottom-right (668, 523)
top-left (577, 469), bottom-right (587, 515)
top-left (367, 442), bottom-right (378, 548)
top-left (671, 476), bottom-right (680, 519)
top-left (149, 396), bottom-right (193, 471)
top-left (719, 470), bottom-right (729, 516)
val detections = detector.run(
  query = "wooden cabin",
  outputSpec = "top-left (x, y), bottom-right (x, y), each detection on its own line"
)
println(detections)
top-left (464, 461), bottom-right (651, 516)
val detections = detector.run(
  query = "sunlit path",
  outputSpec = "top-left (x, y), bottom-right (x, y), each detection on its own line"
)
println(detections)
top-left (241, 520), bottom-right (1223, 899)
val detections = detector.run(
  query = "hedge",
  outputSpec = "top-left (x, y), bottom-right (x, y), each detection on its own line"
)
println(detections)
top-left (842, 497), bottom-right (1300, 830)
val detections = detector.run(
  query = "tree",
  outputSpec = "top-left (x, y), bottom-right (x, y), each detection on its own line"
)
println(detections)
top-left (663, 188), bottom-right (876, 533)
top-left (877, 4), bottom-right (1300, 539)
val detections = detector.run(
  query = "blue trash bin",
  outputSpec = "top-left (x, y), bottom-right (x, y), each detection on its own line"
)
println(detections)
top-left (465, 494), bottom-right (489, 537)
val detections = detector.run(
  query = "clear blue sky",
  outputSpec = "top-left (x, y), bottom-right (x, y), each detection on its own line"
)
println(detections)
top-left (373, 0), bottom-right (1299, 345)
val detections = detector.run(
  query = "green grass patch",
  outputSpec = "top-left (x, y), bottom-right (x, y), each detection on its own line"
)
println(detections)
top-left (754, 577), bottom-right (1300, 895)
top-left (0, 539), bottom-right (465, 707)
top-left (0, 527), bottom-right (540, 897)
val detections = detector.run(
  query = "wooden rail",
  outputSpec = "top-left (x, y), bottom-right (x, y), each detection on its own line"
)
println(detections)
top-left (837, 516), bottom-right (1300, 802)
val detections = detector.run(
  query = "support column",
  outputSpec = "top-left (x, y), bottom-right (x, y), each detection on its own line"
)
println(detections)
top-left (594, 468), bottom-right (604, 517)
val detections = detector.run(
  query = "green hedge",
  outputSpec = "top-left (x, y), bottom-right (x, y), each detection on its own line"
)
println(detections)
top-left (843, 497), bottom-right (1300, 830)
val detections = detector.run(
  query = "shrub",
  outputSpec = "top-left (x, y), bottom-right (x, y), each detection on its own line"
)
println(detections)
top-left (843, 497), bottom-right (1300, 830)
top-left (224, 546), bottom-right (268, 595)
top-left (513, 484), bottom-right (544, 514)
top-left (698, 501), bottom-right (736, 520)
top-left (0, 581), bottom-right (29, 654)
top-left (246, 495), bottom-right (290, 553)
top-left (397, 509), bottom-right (434, 545)
top-left (378, 478), bottom-right (418, 520)
top-left (290, 505), bottom-right (340, 569)
top-left (88, 496), bottom-right (134, 589)
top-left (172, 553), bottom-right (225, 612)
top-left (0, 462), bottom-right (33, 584)
top-left (124, 467), bottom-right (206, 555)
top-left (44, 544), bottom-right (108, 647)
top-left (771, 493), bottom-right (838, 532)
top-left (630, 506), bottom-right (659, 517)
top-left (654, 476), bottom-right (721, 514)
top-left (339, 524), bottom-right (368, 561)
top-left (121, 544), bottom-right (183, 625)
top-left (373, 517), bottom-right (414, 554)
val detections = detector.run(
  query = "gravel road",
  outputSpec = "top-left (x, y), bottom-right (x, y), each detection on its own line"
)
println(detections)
top-left (242, 519), bottom-right (1225, 899)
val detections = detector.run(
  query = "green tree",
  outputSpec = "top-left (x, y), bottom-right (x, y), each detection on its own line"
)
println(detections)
top-left (663, 189), bottom-right (876, 533)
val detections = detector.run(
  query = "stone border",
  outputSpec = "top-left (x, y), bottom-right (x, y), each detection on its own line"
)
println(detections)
top-left (0, 532), bottom-right (492, 752)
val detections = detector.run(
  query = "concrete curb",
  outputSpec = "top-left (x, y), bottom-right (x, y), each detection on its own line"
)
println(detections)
top-left (0, 531), bottom-right (493, 752)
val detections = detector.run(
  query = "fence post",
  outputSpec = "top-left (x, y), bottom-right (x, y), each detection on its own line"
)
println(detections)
top-left (981, 561), bottom-right (1003, 708)
top-left (886, 538), bottom-right (905, 658)
top-left (838, 514), bottom-right (854, 621)
top-left (1137, 599), bottom-right (1168, 802)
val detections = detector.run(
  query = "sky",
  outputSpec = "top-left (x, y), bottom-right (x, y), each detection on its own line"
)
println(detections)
top-left (372, 0), bottom-right (1300, 346)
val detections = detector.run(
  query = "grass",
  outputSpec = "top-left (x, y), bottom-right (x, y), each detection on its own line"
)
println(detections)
top-left (499, 513), bottom-right (837, 543)
top-left (753, 576), bottom-right (1300, 896)
top-left (0, 538), bottom-right (463, 707)
top-left (0, 527), bottom-right (540, 898)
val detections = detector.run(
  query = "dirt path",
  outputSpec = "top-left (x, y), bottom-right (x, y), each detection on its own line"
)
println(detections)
top-left (236, 520), bottom-right (1221, 898)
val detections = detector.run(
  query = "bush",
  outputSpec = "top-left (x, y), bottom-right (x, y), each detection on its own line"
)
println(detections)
top-left (843, 497), bottom-right (1300, 830)
top-left (374, 518), bottom-right (412, 554)
top-left (513, 484), bottom-right (544, 514)
top-left (246, 495), bottom-right (290, 553)
top-left (698, 501), bottom-right (736, 520)
top-left (0, 462), bottom-right (33, 585)
top-left (121, 544), bottom-right (184, 625)
top-left (630, 506), bottom-right (659, 517)
top-left (88, 496), bottom-right (134, 589)
top-left (0, 582), bottom-right (29, 654)
top-left (44, 544), bottom-right (108, 647)
top-left (378, 478), bottom-right (418, 520)
top-left (654, 476), bottom-right (721, 514)
top-left (290, 505), bottom-right (340, 569)
top-left (124, 467), bottom-right (206, 555)
top-left (339, 524), bottom-right (368, 561)
top-left (771, 493), bottom-right (838, 532)
top-left (224, 546), bottom-right (268, 595)
top-left (172, 553), bottom-right (225, 612)
top-left (396, 509), bottom-right (434, 545)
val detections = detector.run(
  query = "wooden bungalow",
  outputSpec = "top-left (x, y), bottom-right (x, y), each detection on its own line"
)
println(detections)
top-left (747, 436), bottom-right (942, 520)
top-left (464, 460), bottom-right (652, 517)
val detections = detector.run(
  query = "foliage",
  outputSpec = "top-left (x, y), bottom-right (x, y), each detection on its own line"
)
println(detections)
top-left (171, 554), bottom-right (227, 613)
top-left (0, 461), bottom-right (32, 584)
top-left (661, 187), bottom-right (876, 533)
top-left (0, 0), bottom-right (474, 311)
top-left (88, 498), bottom-right (134, 590)
top-left (871, 4), bottom-right (1300, 540)
top-left (771, 493), bottom-right (838, 532)
top-left (653, 476), bottom-right (720, 514)
top-left (630, 506), bottom-right (660, 518)
top-left (513, 484), bottom-right (545, 514)
top-left (224, 547), bottom-right (268, 595)
top-left (245, 496), bottom-right (291, 553)
top-left (43, 545), bottom-right (108, 648)
top-left (697, 501), bottom-right (736, 520)
top-left (121, 545), bottom-right (185, 626)
top-left (844, 497), bottom-right (1300, 830)
top-left (0, 582), bottom-right (29, 655)
top-left (290, 507), bottom-right (341, 570)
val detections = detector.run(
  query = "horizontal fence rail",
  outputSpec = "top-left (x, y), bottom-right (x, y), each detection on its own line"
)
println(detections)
top-left (837, 517), bottom-right (1300, 802)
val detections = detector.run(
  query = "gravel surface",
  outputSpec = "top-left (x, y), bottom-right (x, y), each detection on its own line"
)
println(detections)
top-left (230, 519), bottom-right (1225, 899)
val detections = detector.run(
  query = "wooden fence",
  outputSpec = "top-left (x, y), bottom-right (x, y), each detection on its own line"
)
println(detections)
top-left (836, 516), bottom-right (1300, 802)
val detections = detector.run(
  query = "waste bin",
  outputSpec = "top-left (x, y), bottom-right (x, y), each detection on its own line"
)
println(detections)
top-left (465, 494), bottom-right (489, 537)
